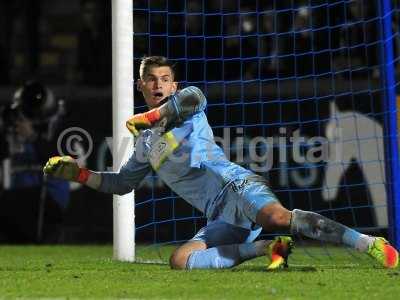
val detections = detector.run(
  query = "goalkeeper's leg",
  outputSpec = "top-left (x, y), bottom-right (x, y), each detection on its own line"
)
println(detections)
top-left (235, 177), bottom-right (397, 268)
top-left (255, 203), bottom-right (398, 268)
top-left (169, 219), bottom-right (289, 270)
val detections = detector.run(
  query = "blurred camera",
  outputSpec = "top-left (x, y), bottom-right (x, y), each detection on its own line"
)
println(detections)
top-left (1, 80), bottom-right (64, 133)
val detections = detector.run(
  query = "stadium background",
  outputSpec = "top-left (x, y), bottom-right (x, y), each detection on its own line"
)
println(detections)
top-left (0, 0), bottom-right (398, 245)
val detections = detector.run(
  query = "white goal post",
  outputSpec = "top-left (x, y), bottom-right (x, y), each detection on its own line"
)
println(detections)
top-left (111, 0), bottom-right (135, 262)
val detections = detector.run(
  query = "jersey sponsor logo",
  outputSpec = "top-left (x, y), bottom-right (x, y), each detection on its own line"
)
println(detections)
top-left (230, 178), bottom-right (249, 193)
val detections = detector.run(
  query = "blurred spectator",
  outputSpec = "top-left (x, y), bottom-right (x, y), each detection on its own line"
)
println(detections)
top-left (186, 1), bottom-right (202, 36)
top-left (0, 80), bottom-right (69, 243)
top-left (76, 0), bottom-right (111, 85)
top-left (240, 9), bottom-right (259, 80)
top-left (0, 1), bottom-right (14, 85)
top-left (293, 7), bottom-right (313, 75)
top-left (0, 41), bottom-right (8, 84)
top-left (259, 11), bottom-right (275, 78)
top-left (319, 1), bottom-right (379, 78)
top-left (340, 2), bottom-right (366, 75)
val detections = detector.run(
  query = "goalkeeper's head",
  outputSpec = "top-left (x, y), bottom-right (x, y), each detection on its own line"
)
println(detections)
top-left (137, 56), bottom-right (178, 109)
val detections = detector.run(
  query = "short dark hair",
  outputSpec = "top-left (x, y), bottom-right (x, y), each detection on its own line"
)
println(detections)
top-left (139, 56), bottom-right (175, 79)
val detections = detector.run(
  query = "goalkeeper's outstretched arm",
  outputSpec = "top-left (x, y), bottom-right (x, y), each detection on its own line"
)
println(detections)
top-left (43, 155), bottom-right (150, 195)
top-left (44, 87), bottom-right (206, 191)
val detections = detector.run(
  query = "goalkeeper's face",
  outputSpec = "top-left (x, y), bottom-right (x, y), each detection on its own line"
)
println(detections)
top-left (138, 66), bottom-right (177, 109)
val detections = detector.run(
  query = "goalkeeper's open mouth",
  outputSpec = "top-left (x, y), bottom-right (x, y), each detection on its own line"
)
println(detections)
top-left (152, 92), bottom-right (165, 102)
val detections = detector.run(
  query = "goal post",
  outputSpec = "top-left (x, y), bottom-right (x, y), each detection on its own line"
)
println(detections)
top-left (380, 0), bottom-right (400, 249)
top-left (107, 0), bottom-right (400, 260)
top-left (111, 0), bottom-right (135, 262)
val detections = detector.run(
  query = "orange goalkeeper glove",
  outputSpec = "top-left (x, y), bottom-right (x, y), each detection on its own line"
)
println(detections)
top-left (126, 108), bottom-right (161, 136)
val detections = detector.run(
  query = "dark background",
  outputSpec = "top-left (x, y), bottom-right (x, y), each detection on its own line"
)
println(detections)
top-left (0, 0), bottom-right (399, 243)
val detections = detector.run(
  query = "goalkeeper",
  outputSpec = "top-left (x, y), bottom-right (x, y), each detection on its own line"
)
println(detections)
top-left (44, 56), bottom-right (398, 270)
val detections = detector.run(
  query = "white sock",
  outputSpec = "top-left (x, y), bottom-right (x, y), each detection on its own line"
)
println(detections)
top-left (254, 240), bottom-right (270, 256)
top-left (355, 234), bottom-right (375, 252)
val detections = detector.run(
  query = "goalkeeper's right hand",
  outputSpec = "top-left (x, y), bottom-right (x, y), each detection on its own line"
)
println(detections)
top-left (126, 109), bottom-right (160, 136)
top-left (43, 156), bottom-right (90, 184)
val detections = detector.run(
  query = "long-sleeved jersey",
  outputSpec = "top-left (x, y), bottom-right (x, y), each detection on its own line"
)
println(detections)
top-left (98, 87), bottom-right (261, 221)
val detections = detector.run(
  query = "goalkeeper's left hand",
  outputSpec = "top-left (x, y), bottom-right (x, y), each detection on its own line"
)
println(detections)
top-left (126, 109), bottom-right (161, 136)
top-left (43, 155), bottom-right (81, 182)
top-left (44, 155), bottom-right (92, 184)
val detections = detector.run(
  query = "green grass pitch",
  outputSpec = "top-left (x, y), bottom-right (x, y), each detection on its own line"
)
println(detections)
top-left (0, 245), bottom-right (399, 299)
